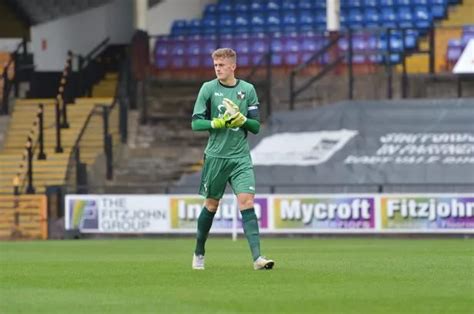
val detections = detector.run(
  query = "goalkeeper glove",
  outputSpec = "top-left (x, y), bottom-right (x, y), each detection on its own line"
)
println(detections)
top-left (226, 112), bottom-right (247, 128)
top-left (222, 98), bottom-right (239, 116)
top-left (211, 117), bottom-right (226, 129)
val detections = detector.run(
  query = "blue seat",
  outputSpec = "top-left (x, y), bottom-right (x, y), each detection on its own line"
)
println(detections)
top-left (395, 0), bottom-right (412, 5)
top-left (250, 1), bottom-right (264, 11)
top-left (430, 4), bottom-right (446, 18)
top-left (297, 0), bottom-right (314, 9)
top-left (186, 39), bottom-right (201, 55)
top-left (234, 38), bottom-right (250, 54)
top-left (380, 0), bottom-right (396, 6)
top-left (446, 39), bottom-right (462, 62)
top-left (218, 13), bottom-right (234, 34)
top-left (187, 19), bottom-right (202, 35)
top-left (364, 8), bottom-right (381, 28)
top-left (202, 15), bottom-right (217, 30)
top-left (348, 9), bottom-right (364, 28)
top-left (347, 0), bottom-right (363, 8)
top-left (398, 6), bottom-right (414, 28)
top-left (266, 10), bottom-right (282, 32)
top-left (234, 2), bottom-right (249, 12)
top-left (204, 4), bottom-right (217, 15)
top-left (299, 10), bottom-right (315, 26)
top-left (363, 0), bottom-right (379, 7)
top-left (413, 0), bottom-right (429, 4)
top-left (381, 7), bottom-right (397, 28)
top-left (314, 0), bottom-right (326, 8)
top-left (155, 37), bottom-right (171, 56)
top-left (217, 1), bottom-right (232, 12)
top-left (171, 20), bottom-right (188, 36)
top-left (282, 10), bottom-right (298, 32)
top-left (266, 0), bottom-right (281, 10)
top-left (315, 11), bottom-right (327, 26)
top-left (250, 12), bottom-right (265, 33)
top-left (282, 0), bottom-right (297, 10)
top-left (414, 6), bottom-right (432, 29)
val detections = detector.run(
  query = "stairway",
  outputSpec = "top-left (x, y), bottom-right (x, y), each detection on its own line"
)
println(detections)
top-left (0, 98), bottom-right (96, 194)
top-left (105, 80), bottom-right (207, 193)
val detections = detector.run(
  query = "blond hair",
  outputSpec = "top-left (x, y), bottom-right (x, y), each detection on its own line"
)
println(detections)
top-left (212, 48), bottom-right (237, 63)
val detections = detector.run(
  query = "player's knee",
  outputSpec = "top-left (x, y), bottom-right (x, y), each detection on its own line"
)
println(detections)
top-left (205, 198), bottom-right (220, 212)
top-left (238, 198), bottom-right (254, 210)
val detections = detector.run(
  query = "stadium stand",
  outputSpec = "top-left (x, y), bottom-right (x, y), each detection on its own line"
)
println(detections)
top-left (153, 0), bottom-right (467, 72)
top-left (0, 0), bottom-right (473, 239)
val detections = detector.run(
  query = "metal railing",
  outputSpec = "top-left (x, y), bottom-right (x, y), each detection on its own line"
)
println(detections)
top-left (1, 38), bottom-right (29, 115)
top-left (12, 104), bottom-right (44, 194)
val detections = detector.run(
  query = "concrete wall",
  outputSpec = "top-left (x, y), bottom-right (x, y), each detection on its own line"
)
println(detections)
top-left (31, 0), bottom-right (133, 71)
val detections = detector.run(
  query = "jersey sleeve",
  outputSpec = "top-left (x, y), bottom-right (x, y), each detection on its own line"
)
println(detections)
top-left (247, 86), bottom-right (260, 122)
top-left (192, 83), bottom-right (211, 121)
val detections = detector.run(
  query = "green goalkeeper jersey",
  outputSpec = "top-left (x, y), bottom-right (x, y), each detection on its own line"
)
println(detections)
top-left (192, 78), bottom-right (260, 158)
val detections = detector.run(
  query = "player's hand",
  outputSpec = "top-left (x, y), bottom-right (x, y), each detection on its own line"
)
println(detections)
top-left (211, 117), bottom-right (226, 129)
top-left (226, 112), bottom-right (247, 128)
top-left (222, 98), bottom-right (239, 116)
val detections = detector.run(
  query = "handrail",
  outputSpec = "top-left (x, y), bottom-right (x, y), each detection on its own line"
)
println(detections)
top-left (13, 105), bottom-right (42, 194)
top-left (289, 33), bottom-right (345, 110)
top-left (1, 39), bottom-right (27, 115)
top-left (77, 37), bottom-right (110, 66)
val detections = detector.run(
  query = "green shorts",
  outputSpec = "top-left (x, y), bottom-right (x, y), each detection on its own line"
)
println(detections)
top-left (199, 154), bottom-right (256, 199)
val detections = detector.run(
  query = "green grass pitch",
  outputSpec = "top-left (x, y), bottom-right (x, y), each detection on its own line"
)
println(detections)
top-left (0, 238), bottom-right (473, 313)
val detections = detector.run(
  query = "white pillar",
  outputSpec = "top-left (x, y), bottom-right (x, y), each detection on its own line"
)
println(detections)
top-left (326, 0), bottom-right (340, 32)
top-left (134, 0), bottom-right (148, 31)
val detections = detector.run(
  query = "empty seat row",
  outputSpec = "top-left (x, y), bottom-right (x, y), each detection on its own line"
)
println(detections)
top-left (206, 0), bottom-right (455, 12)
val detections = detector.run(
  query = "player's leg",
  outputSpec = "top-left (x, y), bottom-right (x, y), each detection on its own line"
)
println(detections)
top-left (230, 156), bottom-right (274, 270)
top-left (193, 156), bottom-right (230, 269)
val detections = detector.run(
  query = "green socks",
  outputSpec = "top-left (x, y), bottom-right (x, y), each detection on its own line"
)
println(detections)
top-left (241, 208), bottom-right (261, 261)
top-left (194, 207), bottom-right (216, 256)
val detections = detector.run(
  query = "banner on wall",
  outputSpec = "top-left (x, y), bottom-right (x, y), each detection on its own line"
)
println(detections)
top-left (380, 195), bottom-right (474, 230)
top-left (169, 196), bottom-right (269, 232)
top-left (272, 195), bottom-right (376, 231)
top-left (65, 195), bottom-right (169, 233)
top-left (65, 194), bottom-right (474, 234)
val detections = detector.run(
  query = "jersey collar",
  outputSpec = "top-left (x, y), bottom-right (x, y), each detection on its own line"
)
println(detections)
top-left (218, 79), bottom-right (240, 88)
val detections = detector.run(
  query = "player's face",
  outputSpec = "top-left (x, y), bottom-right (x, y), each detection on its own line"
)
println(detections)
top-left (213, 57), bottom-right (236, 83)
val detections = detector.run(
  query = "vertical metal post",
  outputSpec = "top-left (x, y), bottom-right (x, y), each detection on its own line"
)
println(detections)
top-left (401, 28), bottom-right (408, 98)
top-left (59, 94), bottom-right (69, 129)
top-left (457, 75), bottom-right (462, 98)
top-left (1, 69), bottom-right (8, 114)
top-left (347, 29), bottom-right (354, 100)
top-left (13, 52), bottom-right (19, 97)
top-left (13, 175), bottom-right (20, 195)
top-left (289, 70), bottom-right (295, 110)
top-left (55, 97), bottom-right (63, 153)
top-left (428, 27), bottom-right (435, 74)
top-left (386, 28), bottom-right (393, 99)
top-left (103, 106), bottom-right (113, 180)
top-left (266, 51), bottom-right (272, 120)
top-left (37, 104), bottom-right (46, 160)
top-left (26, 138), bottom-right (35, 194)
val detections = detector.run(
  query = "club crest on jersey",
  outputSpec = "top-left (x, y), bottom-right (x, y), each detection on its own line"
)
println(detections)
top-left (237, 91), bottom-right (246, 100)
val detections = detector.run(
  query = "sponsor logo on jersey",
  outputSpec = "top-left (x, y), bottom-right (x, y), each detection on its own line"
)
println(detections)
top-left (237, 91), bottom-right (246, 100)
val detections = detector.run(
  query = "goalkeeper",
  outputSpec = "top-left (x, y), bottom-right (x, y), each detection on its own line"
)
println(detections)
top-left (191, 48), bottom-right (274, 271)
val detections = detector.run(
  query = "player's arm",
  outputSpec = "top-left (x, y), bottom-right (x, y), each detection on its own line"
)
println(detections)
top-left (191, 84), bottom-right (226, 131)
top-left (241, 104), bottom-right (260, 134)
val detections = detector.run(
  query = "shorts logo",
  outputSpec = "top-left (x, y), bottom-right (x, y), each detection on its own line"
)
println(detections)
top-left (249, 186), bottom-right (255, 191)
top-left (237, 91), bottom-right (246, 100)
